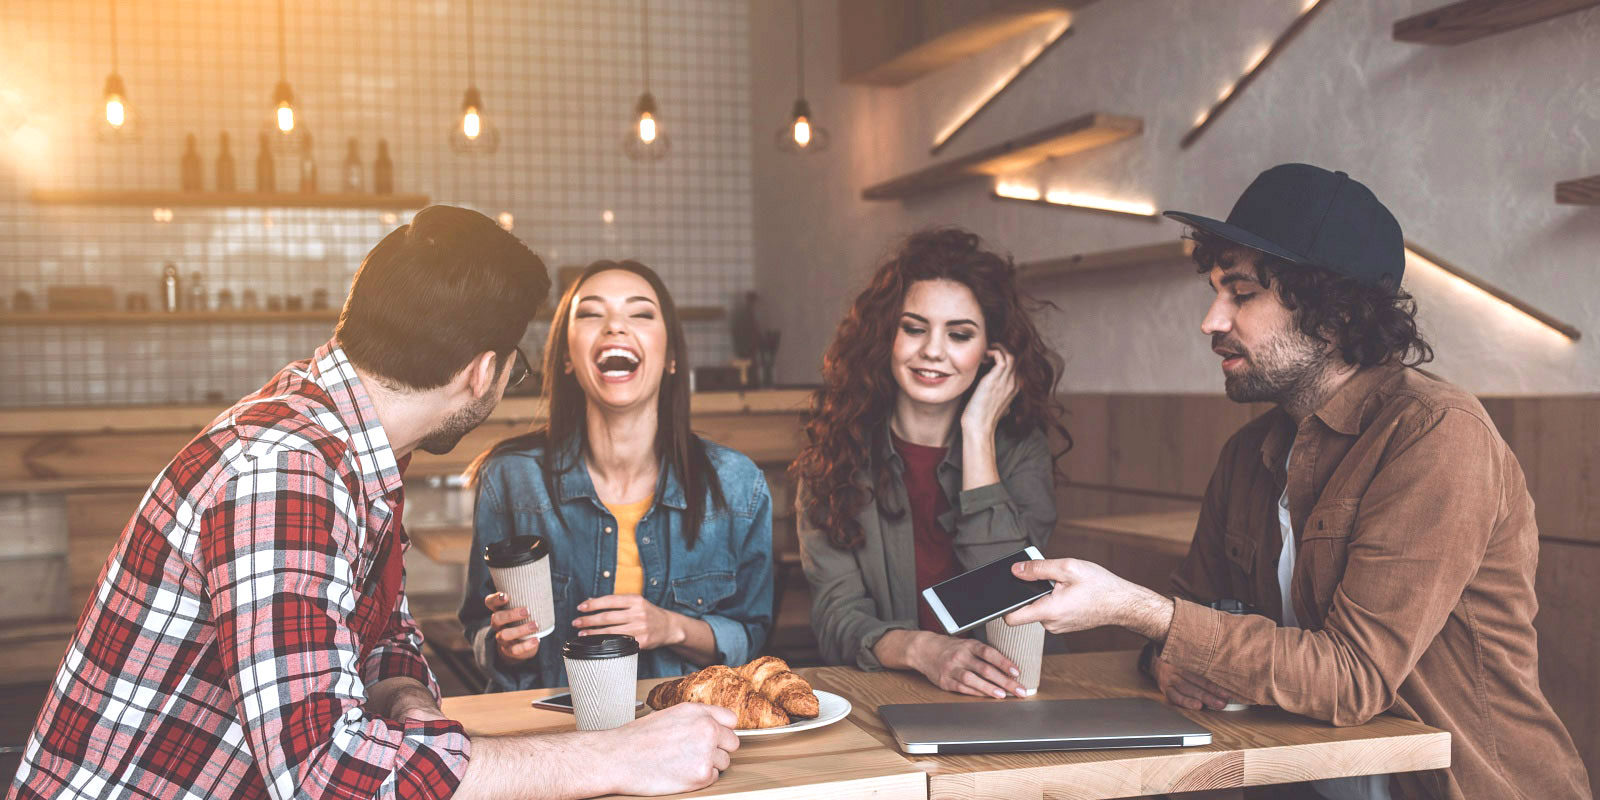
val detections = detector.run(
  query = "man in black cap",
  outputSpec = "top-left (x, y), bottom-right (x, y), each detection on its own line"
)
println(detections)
top-left (1005, 164), bottom-right (1591, 799)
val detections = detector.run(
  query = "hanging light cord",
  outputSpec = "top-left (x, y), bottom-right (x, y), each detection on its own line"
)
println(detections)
top-left (794, 0), bottom-right (804, 100)
top-left (277, 0), bottom-right (286, 80)
top-left (109, 0), bottom-right (118, 72)
top-left (467, 0), bottom-right (476, 87)
top-left (641, 0), bottom-right (652, 92)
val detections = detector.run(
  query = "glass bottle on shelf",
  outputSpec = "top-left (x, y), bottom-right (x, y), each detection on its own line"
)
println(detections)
top-left (299, 132), bottom-right (317, 193)
top-left (373, 139), bottom-right (393, 194)
top-left (187, 271), bottom-right (207, 311)
top-left (342, 138), bottom-right (363, 192)
top-left (160, 263), bottom-right (181, 312)
top-left (215, 132), bottom-right (236, 192)
top-left (256, 132), bottom-right (276, 192)
top-left (181, 133), bottom-right (203, 191)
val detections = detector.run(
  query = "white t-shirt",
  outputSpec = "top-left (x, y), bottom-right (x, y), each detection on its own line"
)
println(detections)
top-left (1279, 453), bottom-right (1391, 800)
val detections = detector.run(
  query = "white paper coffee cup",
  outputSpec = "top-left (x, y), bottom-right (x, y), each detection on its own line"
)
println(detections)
top-left (563, 634), bottom-right (641, 731)
top-left (985, 618), bottom-right (1045, 696)
top-left (485, 535), bottom-right (555, 640)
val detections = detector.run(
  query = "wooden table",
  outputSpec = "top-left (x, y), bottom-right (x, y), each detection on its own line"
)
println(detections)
top-left (1059, 511), bottom-right (1201, 558)
top-left (803, 651), bottom-right (1450, 800)
top-left (441, 678), bottom-right (926, 800)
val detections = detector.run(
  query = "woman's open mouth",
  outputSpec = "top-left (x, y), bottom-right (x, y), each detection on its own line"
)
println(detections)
top-left (596, 347), bottom-right (641, 382)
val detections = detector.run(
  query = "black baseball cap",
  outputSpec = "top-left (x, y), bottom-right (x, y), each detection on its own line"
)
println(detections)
top-left (1164, 163), bottom-right (1405, 287)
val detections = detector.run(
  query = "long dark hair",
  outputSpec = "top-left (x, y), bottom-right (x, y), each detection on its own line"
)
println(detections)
top-left (791, 227), bottom-right (1070, 551)
top-left (468, 259), bottom-right (725, 547)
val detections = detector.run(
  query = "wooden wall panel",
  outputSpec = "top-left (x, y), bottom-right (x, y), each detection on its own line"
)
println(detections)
top-left (1534, 540), bottom-right (1600, 781)
top-left (1495, 397), bottom-right (1599, 545)
top-left (65, 490), bottom-right (142, 610)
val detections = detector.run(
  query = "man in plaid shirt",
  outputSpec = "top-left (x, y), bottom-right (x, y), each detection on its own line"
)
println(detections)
top-left (9, 206), bottom-right (740, 800)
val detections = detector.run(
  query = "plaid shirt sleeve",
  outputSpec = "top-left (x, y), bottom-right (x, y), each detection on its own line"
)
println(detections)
top-left (361, 563), bottom-right (444, 705)
top-left (204, 448), bottom-right (470, 800)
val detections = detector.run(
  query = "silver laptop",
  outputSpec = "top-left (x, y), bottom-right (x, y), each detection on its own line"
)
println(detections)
top-left (878, 697), bottom-right (1212, 755)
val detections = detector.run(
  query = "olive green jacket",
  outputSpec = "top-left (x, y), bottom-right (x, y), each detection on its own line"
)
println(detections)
top-left (798, 424), bottom-right (1057, 670)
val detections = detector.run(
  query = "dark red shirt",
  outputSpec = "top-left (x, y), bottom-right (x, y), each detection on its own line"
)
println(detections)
top-left (894, 434), bottom-right (962, 633)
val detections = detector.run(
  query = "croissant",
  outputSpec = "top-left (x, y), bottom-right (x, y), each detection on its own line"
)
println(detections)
top-left (735, 656), bottom-right (820, 719)
top-left (645, 665), bottom-right (790, 729)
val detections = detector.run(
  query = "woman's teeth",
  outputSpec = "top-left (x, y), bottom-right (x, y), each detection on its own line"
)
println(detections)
top-left (597, 347), bottom-right (639, 377)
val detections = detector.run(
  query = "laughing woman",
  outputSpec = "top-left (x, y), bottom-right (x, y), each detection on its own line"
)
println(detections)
top-left (794, 228), bottom-right (1069, 699)
top-left (461, 260), bottom-right (773, 691)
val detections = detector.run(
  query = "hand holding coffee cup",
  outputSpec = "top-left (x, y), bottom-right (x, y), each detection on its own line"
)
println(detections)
top-left (484, 591), bottom-right (542, 662)
top-left (983, 618), bottom-right (1044, 697)
top-left (484, 535), bottom-right (557, 658)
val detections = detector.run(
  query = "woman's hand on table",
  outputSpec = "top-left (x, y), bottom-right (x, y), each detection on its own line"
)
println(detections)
top-left (484, 591), bottom-right (542, 662)
top-left (603, 702), bottom-right (740, 794)
top-left (907, 631), bottom-right (1029, 699)
top-left (574, 594), bottom-right (684, 650)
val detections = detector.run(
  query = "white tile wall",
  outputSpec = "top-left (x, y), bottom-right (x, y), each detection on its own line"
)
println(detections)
top-left (0, 0), bottom-right (753, 407)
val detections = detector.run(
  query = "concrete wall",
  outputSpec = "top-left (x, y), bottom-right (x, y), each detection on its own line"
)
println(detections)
top-left (750, 0), bottom-right (1599, 394)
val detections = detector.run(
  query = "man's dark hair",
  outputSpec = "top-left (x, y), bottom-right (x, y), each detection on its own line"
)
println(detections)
top-left (1190, 230), bottom-right (1433, 368)
top-left (337, 205), bottom-right (551, 390)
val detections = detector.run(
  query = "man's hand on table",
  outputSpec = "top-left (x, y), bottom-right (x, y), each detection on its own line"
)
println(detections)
top-left (454, 702), bottom-right (739, 800)
top-left (1004, 558), bottom-right (1175, 642)
top-left (1150, 651), bottom-right (1240, 711)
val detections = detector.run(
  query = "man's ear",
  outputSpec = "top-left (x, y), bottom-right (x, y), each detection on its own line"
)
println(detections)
top-left (459, 350), bottom-right (502, 399)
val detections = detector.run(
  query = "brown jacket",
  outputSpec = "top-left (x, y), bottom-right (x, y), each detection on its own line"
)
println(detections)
top-left (1162, 365), bottom-right (1590, 800)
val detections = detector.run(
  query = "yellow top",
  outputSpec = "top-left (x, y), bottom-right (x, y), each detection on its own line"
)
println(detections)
top-left (607, 494), bottom-right (654, 595)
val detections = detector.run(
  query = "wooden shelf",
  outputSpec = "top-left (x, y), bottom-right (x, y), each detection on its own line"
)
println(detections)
top-left (1017, 240), bottom-right (1193, 280)
top-left (1556, 174), bottom-right (1600, 205)
top-left (1393, 0), bottom-right (1599, 44)
top-left (0, 309), bottom-right (339, 325)
top-left (841, 2), bottom-right (1083, 86)
top-left (861, 112), bottom-right (1142, 201)
top-left (29, 189), bottom-right (430, 210)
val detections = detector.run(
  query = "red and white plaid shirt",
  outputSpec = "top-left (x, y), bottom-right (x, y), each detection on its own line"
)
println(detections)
top-left (8, 341), bottom-right (470, 800)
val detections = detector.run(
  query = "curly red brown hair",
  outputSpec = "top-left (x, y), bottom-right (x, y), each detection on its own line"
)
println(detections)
top-left (791, 227), bottom-right (1070, 551)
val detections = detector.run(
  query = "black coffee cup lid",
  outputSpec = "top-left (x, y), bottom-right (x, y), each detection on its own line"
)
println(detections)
top-left (484, 535), bottom-right (549, 567)
top-left (563, 633), bottom-right (639, 660)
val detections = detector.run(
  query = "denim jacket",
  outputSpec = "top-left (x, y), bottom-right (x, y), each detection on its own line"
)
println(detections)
top-left (459, 435), bottom-right (773, 692)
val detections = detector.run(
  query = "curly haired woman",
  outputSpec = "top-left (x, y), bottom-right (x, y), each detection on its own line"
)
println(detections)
top-left (793, 227), bottom-right (1069, 699)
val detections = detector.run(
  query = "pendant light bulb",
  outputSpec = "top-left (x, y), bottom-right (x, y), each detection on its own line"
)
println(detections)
top-left (775, 1), bottom-right (828, 154)
top-left (451, 86), bottom-right (499, 154)
top-left (624, 91), bottom-right (669, 160)
top-left (103, 73), bottom-right (127, 129)
top-left (776, 98), bottom-right (829, 153)
top-left (263, 0), bottom-right (308, 153)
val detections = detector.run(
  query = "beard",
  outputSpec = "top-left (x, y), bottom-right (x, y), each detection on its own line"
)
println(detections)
top-left (416, 385), bottom-right (498, 455)
top-left (1218, 326), bottom-right (1333, 406)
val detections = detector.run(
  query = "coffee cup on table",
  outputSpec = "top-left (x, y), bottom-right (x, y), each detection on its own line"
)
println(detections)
top-left (984, 618), bottom-right (1045, 697)
top-left (484, 535), bottom-right (555, 640)
top-left (563, 634), bottom-right (641, 731)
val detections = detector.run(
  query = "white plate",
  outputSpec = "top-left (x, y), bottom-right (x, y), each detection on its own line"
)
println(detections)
top-left (734, 690), bottom-right (852, 737)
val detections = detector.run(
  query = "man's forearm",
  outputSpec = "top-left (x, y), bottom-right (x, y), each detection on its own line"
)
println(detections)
top-left (1119, 585), bottom-right (1176, 645)
top-left (367, 677), bottom-right (440, 720)
top-left (453, 734), bottom-right (616, 800)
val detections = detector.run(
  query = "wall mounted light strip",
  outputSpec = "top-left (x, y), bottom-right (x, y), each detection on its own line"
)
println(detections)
top-left (1181, 0), bottom-right (1328, 150)
top-left (930, 19), bottom-right (1073, 156)
top-left (1555, 174), bottom-right (1600, 205)
top-left (993, 183), bottom-right (1160, 222)
top-left (1404, 241), bottom-right (1581, 341)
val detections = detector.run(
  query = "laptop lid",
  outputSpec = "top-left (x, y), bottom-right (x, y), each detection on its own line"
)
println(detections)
top-left (878, 697), bottom-right (1213, 755)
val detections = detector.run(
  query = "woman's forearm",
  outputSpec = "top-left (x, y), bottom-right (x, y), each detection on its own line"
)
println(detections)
top-left (666, 613), bottom-right (720, 665)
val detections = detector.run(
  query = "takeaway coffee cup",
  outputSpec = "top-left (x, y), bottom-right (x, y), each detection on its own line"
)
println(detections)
top-left (563, 634), bottom-right (641, 731)
top-left (984, 618), bottom-right (1045, 697)
top-left (484, 535), bottom-right (555, 640)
